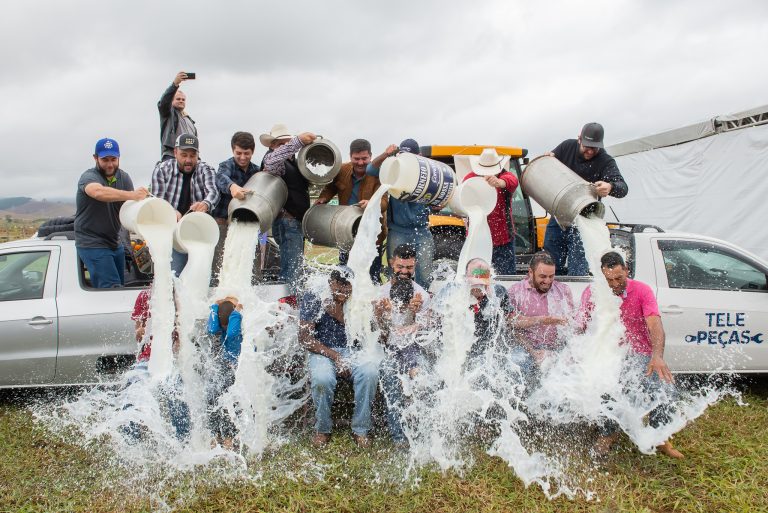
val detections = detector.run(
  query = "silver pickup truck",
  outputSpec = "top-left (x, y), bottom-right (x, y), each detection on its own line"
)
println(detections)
top-left (0, 232), bottom-right (290, 388)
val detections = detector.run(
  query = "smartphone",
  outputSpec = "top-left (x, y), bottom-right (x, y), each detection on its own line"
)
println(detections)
top-left (185, 72), bottom-right (196, 80)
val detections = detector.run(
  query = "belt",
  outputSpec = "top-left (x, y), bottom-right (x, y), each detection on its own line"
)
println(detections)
top-left (279, 209), bottom-right (295, 220)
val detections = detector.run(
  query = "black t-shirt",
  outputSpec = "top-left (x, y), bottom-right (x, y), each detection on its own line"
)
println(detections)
top-left (74, 167), bottom-right (135, 249)
top-left (177, 171), bottom-right (193, 214)
top-left (552, 139), bottom-right (628, 198)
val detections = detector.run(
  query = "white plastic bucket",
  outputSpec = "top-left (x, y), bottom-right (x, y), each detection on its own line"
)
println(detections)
top-left (173, 211), bottom-right (220, 254)
top-left (381, 153), bottom-right (456, 207)
top-left (448, 177), bottom-right (497, 217)
top-left (119, 198), bottom-right (177, 238)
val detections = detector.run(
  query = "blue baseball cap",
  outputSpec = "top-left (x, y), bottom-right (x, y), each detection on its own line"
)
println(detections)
top-left (399, 138), bottom-right (420, 155)
top-left (95, 138), bottom-right (120, 158)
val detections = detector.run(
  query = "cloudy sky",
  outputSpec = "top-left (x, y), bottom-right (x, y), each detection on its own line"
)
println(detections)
top-left (1, 0), bottom-right (766, 199)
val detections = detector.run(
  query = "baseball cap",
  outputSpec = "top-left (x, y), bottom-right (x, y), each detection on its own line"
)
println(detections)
top-left (399, 138), bottom-right (420, 155)
top-left (175, 133), bottom-right (199, 151)
top-left (580, 122), bottom-right (605, 148)
top-left (95, 138), bottom-right (120, 158)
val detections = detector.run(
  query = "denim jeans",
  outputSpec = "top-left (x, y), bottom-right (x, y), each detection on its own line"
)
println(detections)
top-left (77, 245), bottom-right (125, 288)
top-left (379, 355), bottom-right (417, 442)
top-left (339, 245), bottom-right (384, 284)
top-left (492, 240), bottom-right (517, 275)
top-left (543, 217), bottom-right (588, 276)
top-left (308, 349), bottom-right (379, 436)
top-left (598, 353), bottom-right (678, 436)
top-left (386, 229), bottom-right (434, 289)
top-left (171, 249), bottom-right (188, 277)
top-left (272, 216), bottom-right (304, 294)
top-left (159, 375), bottom-right (191, 440)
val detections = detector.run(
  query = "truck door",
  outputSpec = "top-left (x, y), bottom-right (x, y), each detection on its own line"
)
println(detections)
top-left (652, 238), bottom-right (768, 373)
top-left (0, 247), bottom-right (59, 386)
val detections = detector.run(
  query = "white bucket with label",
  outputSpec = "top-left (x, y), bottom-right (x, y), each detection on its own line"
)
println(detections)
top-left (380, 152), bottom-right (456, 207)
top-left (448, 176), bottom-right (497, 217)
top-left (119, 197), bottom-right (177, 238)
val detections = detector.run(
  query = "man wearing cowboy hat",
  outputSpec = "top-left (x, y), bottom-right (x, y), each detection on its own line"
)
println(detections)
top-left (259, 124), bottom-right (317, 293)
top-left (463, 148), bottom-right (519, 275)
top-left (544, 122), bottom-right (628, 276)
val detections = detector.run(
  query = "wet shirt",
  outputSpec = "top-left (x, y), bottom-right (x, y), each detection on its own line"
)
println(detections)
top-left (508, 279), bottom-right (574, 349)
top-left (300, 292), bottom-right (349, 350)
top-left (579, 279), bottom-right (659, 355)
top-left (131, 290), bottom-right (152, 362)
top-left (207, 304), bottom-right (243, 365)
top-left (551, 139), bottom-right (628, 198)
top-left (74, 167), bottom-right (135, 249)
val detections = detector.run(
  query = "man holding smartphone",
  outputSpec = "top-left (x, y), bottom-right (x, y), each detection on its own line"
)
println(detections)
top-left (158, 71), bottom-right (197, 161)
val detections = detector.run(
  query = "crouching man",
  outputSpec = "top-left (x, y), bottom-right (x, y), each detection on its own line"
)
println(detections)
top-left (299, 266), bottom-right (379, 448)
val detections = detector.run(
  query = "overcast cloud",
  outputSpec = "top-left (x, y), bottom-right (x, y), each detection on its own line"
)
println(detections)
top-left (1, 0), bottom-right (766, 199)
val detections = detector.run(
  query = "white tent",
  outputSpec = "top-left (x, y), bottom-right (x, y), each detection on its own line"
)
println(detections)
top-left (604, 105), bottom-right (768, 260)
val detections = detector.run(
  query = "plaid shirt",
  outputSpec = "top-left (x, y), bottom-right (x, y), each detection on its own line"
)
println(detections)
top-left (263, 136), bottom-right (305, 176)
top-left (151, 158), bottom-right (220, 212)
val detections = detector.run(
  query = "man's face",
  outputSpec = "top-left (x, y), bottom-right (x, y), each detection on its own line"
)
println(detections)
top-left (391, 257), bottom-right (416, 281)
top-left (175, 148), bottom-right (199, 173)
top-left (529, 263), bottom-right (556, 294)
top-left (93, 156), bottom-right (119, 177)
top-left (578, 138), bottom-right (600, 161)
top-left (172, 91), bottom-right (186, 110)
top-left (350, 150), bottom-right (371, 175)
top-left (601, 264), bottom-right (629, 296)
top-left (466, 260), bottom-right (491, 298)
top-left (330, 279), bottom-right (352, 303)
top-left (232, 145), bottom-right (254, 169)
top-left (270, 138), bottom-right (290, 150)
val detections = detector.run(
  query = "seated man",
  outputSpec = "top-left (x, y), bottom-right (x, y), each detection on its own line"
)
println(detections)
top-left (206, 296), bottom-right (244, 450)
top-left (299, 266), bottom-right (379, 448)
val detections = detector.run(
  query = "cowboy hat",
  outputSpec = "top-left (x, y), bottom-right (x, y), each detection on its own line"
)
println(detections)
top-left (470, 148), bottom-right (510, 177)
top-left (259, 123), bottom-right (293, 147)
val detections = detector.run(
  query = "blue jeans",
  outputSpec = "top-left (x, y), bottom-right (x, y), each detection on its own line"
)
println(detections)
top-left (77, 245), bottom-right (125, 288)
top-left (339, 245), bottom-right (384, 284)
top-left (492, 240), bottom-right (517, 275)
top-left (308, 349), bottom-right (379, 436)
top-left (599, 353), bottom-right (678, 436)
top-left (380, 355), bottom-right (419, 442)
top-left (386, 229), bottom-right (434, 289)
top-left (543, 217), bottom-right (588, 276)
top-left (272, 216), bottom-right (304, 294)
top-left (160, 375), bottom-right (191, 440)
top-left (171, 249), bottom-right (188, 277)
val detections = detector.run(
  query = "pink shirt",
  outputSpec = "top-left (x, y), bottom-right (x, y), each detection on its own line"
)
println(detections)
top-left (579, 279), bottom-right (659, 356)
top-left (508, 279), bottom-right (574, 349)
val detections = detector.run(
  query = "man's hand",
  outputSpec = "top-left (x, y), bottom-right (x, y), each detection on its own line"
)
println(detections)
top-left (646, 356), bottom-right (675, 383)
top-left (298, 132), bottom-right (317, 145)
top-left (135, 324), bottom-right (146, 342)
top-left (356, 199), bottom-right (369, 209)
top-left (593, 181), bottom-right (613, 197)
top-left (385, 144), bottom-right (398, 157)
top-left (175, 210), bottom-right (183, 221)
top-left (541, 315), bottom-right (567, 326)
top-left (173, 71), bottom-right (189, 86)
top-left (332, 353), bottom-right (350, 378)
top-left (374, 297), bottom-right (392, 321)
top-left (133, 187), bottom-right (150, 201)
top-left (189, 201), bottom-right (209, 213)
top-left (230, 183), bottom-right (248, 200)
top-left (315, 198), bottom-right (328, 205)
top-left (484, 176), bottom-right (506, 189)
top-left (408, 292), bottom-right (424, 314)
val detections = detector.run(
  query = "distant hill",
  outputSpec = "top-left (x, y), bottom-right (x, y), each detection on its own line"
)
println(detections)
top-left (0, 197), bottom-right (75, 220)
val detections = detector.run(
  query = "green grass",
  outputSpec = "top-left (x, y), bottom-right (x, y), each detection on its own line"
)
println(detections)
top-left (1, 380), bottom-right (767, 513)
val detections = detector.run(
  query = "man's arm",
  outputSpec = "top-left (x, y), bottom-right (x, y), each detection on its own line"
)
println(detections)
top-left (368, 144), bottom-right (398, 174)
top-left (262, 133), bottom-right (315, 176)
top-left (150, 161), bottom-right (169, 200)
top-left (645, 315), bottom-right (674, 383)
top-left (600, 157), bottom-right (628, 198)
top-left (84, 183), bottom-right (148, 203)
top-left (316, 180), bottom-right (338, 204)
top-left (299, 319), bottom-right (342, 361)
top-left (192, 163), bottom-right (220, 212)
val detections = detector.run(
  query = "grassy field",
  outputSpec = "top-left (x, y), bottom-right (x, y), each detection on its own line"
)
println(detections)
top-left (1, 377), bottom-right (767, 513)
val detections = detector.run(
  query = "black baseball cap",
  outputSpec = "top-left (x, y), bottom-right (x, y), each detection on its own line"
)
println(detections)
top-left (580, 122), bottom-right (604, 148)
top-left (399, 138), bottom-right (420, 155)
top-left (175, 133), bottom-right (199, 151)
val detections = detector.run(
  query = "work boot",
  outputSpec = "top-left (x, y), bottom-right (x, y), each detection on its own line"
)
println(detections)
top-left (352, 433), bottom-right (371, 449)
top-left (592, 433), bottom-right (619, 458)
top-left (312, 432), bottom-right (330, 448)
top-left (657, 440), bottom-right (684, 459)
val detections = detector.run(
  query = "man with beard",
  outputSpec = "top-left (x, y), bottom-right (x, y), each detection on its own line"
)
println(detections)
top-left (151, 133), bottom-right (219, 275)
top-left (374, 243), bottom-right (430, 445)
top-left (158, 71), bottom-right (196, 161)
top-left (507, 251), bottom-right (575, 367)
top-left (74, 138), bottom-right (149, 288)
top-left (300, 266), bottom-right (380, 448)
top-left (544, 123), bottom-right (628, 275)
top-left (316, 138), bottom-right (388, 283)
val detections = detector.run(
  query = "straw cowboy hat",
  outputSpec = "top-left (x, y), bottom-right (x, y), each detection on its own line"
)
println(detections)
top-left (471, 148), bottom-right (510, 176)
top-left (259, 123), bottom-right (293, 147)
